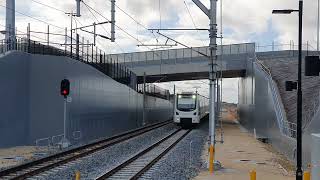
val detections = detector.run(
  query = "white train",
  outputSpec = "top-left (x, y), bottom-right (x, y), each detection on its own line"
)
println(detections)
top-left (173, 92), bottom-right (209, 127)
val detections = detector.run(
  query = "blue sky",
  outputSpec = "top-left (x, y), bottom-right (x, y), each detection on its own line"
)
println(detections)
top-left (0, 0), bottom-right (319, 103)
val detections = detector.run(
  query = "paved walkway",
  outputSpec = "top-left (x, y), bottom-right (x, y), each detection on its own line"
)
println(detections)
top-left (194, 120), bottom-right (295, 180)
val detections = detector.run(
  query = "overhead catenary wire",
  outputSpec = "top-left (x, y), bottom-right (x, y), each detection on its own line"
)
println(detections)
top-left (184, 0), bottom-right (207, 47)
top-left (156, 31), bottom-right (211, 58)
top-left (82, 1), bottom-right (159, 52)
top-left (0, 4), bottom-right (65, 30)
top-left (82, 1), bottom-right (125, 53)
top-left (108, 1), bottom-right (158, 40)
top-left (30, 0), bottom-right (67, 14)
top-left (184, 1), bottom-right (197, 30)
top-left (27, 0), bottom-right (113, 53)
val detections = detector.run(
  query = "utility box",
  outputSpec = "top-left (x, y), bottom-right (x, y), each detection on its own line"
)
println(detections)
top-left (312, 133), bottom-right (320, 180)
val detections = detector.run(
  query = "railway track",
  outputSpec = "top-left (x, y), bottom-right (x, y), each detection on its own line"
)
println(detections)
top-left (0, 120), bottom-right (172, 180)
top-left (96, 128), bottom-right (191, 180)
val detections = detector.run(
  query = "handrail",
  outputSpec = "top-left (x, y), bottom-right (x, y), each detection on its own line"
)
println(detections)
top-left (255, 57), bottom-right (297, 139)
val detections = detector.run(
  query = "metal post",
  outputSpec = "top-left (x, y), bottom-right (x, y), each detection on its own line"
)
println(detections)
top-left (47, 25), bottom-right (50, 46)
top-left (317, 0), bottom-right (320, 51)
top-left (91, 44), bottom-right (94, 63)
top-left (100, 50), bottom-right (102, 64)
top-left (93, 22), bottom-right (96, 46)
top-left (62, 98), bottom-right (70, 148)
top-left (87, 40), bottom-right (89, 62)
top-left (76, 34), bottom-right (80, 60)
top-left (143, 72), bottom-right (146, 126)
top-left (296, 1), bottom-right (303, 180)
top-left (76, 0), bottom-right (81, 17)
top-left (95, 46), bottom-right (98, 63)
top-left (64, 98), bottom-right (67, 140)
top-left (209, 0), bottom-right (217, 174)
top-left (27, 23), bottom-right (30, 53)
top-left (173, 84), bottom-right (176, 111)
top-left (70, 13), bottom-right (73, 58)
top-left (65, 27), bottom-right (67, 55)
top-left (192, 0), bottom-right (217, 173)
top-left (82, 37), bottom-right (84, 60)
top-left (111, 0), bottom-right (116, 42)
top-left (5, 0), bottom-right (15, 50)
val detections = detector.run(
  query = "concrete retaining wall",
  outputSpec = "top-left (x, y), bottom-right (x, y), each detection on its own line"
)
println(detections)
top-left (0, 51), bottom-right (172, 148)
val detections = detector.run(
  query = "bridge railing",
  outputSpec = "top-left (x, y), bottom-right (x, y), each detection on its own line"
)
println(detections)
top-left (108, 43), bottom-right (255, 63)
top-left (256, 41), bottom-right (318, 53)
top-left (255, 57), bottom-right (297, 139)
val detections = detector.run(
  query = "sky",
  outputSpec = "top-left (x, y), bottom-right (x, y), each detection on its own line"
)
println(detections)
top-left (0, 0), bottom-right (319, 103)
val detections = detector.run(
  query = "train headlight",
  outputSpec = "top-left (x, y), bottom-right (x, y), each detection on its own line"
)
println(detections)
top-left (178, 95), bottom-right (182, 98)
top-left (192, 95), bottom-right (196, 99)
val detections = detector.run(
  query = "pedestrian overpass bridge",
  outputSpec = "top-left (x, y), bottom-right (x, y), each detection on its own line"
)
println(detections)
top-left (107, 43), bottom-right (296, 83)
top-left (109, 43), bottom-right (254, 83)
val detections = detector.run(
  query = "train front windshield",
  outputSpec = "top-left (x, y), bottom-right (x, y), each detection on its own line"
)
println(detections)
top-left (177, 94), bottom-right (196, 111)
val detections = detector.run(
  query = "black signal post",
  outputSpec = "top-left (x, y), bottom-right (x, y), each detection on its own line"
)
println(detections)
top-left (273, 1), bottom-right (303, 179)
top-left (60, 79), bottom-right (71, 148)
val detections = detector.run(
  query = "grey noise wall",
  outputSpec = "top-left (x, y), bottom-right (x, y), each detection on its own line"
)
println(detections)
top-left (0, 51), bottom-right (173, 148)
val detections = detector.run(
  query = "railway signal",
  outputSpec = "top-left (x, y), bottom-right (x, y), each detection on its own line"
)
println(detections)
top-left (60, 79), bottom-right (71, 148)
top-left (60, 79), bottom-right (70, 98)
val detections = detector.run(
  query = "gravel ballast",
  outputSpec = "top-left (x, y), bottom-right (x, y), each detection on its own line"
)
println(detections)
top-left (34, 123), bottom-right (178, 180)
top-left (28, 120), bottom-right (209, 180)
top-left (141, 119), bottom-right (209, 180)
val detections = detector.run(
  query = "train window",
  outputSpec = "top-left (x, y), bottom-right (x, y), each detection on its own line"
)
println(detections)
top-left (177, 94), bottom-right (197, 111)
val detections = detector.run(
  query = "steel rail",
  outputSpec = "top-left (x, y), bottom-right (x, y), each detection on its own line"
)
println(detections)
top-left (96, 129), bottom-right (191, 180)
top-left (0, 120), bottom-right (172, 179)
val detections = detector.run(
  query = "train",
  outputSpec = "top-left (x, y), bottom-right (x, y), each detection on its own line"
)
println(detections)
top-left (173, 92), bottom-right (209, 127)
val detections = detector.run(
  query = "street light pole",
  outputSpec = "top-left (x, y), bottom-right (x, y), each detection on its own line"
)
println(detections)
top-left (272, 1), bottom-right (303, 179)
top-left (296, 1), bottom-right (303, 179)
top-left (317, 0), bottom-right (320, 51)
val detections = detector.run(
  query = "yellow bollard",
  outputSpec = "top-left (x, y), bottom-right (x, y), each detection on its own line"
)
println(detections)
top-left (304, 171), bottom-right (311, 180)
top-left (209, 145), bottom-right (215, 174)
top-left (75, 171), bottom-right (81, 180)
top-left (250, 170), bottom-right (256, 180)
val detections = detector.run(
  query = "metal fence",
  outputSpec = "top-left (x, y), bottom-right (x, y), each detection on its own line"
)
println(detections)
top-left (137, 83), bottom-right (170, 99)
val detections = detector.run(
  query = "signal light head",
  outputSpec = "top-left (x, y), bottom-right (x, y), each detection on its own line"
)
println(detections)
top-left (62, 90), bottom-right (68, 95)
top-left (60, 79), bottom-right (70, 97)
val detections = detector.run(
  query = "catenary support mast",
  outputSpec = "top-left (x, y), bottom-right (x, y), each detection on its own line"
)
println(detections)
top-left (5, 0), bottom-right (15, 50)
top-left (192, 0), bottom-right (217, 173)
